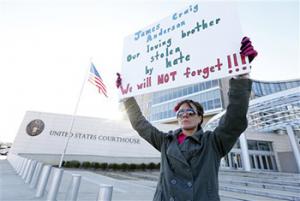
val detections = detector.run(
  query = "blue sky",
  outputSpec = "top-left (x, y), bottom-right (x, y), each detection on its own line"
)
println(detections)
top-left (0, 0), bottom-right (299, 142)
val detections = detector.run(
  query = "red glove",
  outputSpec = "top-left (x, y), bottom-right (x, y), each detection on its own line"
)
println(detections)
top-left (116, 73), bottom-right (122, 88)
top-left (240, 36), bottom-right (258, 63)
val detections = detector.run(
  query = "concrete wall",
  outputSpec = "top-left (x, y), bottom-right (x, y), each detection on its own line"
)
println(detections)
top-left (277, 152), bottom-right (298, 173)
top-left (11, 111), bottom-right (169, 165)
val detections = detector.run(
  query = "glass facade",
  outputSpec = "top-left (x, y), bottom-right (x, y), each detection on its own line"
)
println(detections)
top-left (252, 79), bottom-right (300, 97)
top-left (205, 79), bottom-right (300, 132)
top-left (149, 80), bottom-right (222, 122)
top-left (247, 89), bottom-right (300, 132)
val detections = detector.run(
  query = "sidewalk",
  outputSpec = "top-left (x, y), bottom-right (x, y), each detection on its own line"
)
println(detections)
top-left (0, 159), bottom-right (44, 201)
top-left (0, 159), bottom-right (155, 201)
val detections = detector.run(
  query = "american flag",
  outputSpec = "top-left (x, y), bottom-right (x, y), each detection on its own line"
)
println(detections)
top-left (88, 63), bottom-right (108, 97)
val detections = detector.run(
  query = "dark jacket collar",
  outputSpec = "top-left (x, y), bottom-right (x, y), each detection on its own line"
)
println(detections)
top-left (170, 128), bottom-right (204, 144)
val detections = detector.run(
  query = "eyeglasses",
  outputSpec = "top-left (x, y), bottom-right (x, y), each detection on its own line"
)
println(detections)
top-left (176, 108), bottom-right (197, 119)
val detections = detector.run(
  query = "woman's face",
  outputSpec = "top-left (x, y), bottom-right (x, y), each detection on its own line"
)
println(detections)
top-left (177, 103), bottom-right (202, 131)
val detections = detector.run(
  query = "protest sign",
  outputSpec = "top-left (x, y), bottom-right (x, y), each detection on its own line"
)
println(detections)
top-left (119, 2), bottom-right (250, 98)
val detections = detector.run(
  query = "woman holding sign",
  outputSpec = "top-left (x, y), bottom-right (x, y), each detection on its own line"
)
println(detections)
top-left (116, 37), bottom-right (257, 201)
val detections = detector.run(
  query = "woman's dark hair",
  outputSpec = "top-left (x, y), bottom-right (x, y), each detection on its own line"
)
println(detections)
top-left (174, 99), bottom-right (204, 126)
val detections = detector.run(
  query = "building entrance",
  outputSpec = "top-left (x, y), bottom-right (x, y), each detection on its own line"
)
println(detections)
top-left (249, 152), bottom-right (277, 171)
top-left (221, 140), bottom-right (278, 171)
top-left (248, 140), bottom-right (277, 171)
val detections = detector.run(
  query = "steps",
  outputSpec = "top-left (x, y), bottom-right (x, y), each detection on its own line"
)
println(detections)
top-left (218, 170), bottom-right (300, 201)
top-left (219, 190), bottom-right (284, 201)
top-left (116, 170), bottom-right (300, 201)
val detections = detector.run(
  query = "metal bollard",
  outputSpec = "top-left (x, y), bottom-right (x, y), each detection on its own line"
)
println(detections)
top-left (35, 165), bottom-right (52, 198)
top-left (46, 168), bottom-right (64, 201)
top-left (25, 160), bottom-right (37, 184)
top-left (22, 159), bottom-right (32, 180)
top-left (30, 162), bottom-right (44, 189)
top-left (96, 185), bottom-right (113, 201)
top-left (66, 174), bottom-right (81, 201)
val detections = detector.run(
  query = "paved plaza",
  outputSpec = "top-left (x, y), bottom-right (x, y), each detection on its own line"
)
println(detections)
top-left (0, 158), bottom-right (156, 201)
top-left (1, 157), bottom-right (300, 201)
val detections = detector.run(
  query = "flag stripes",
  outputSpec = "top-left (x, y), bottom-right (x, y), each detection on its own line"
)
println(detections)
top-left (89, 63), bottom-right (108, 97)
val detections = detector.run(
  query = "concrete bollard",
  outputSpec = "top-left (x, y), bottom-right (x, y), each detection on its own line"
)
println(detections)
top-left (30, 162), bottom-right (44, 189)
top-left (22, 159), bottom-right (32, 180)
top-left (66, 174), bottom-right (81, 201)
top-left (7, 155), bottom-right (14, 168)
top-left (16, 158), bottom-right (24, 175)
top-left (96, 185), bottom-right (113, 201)
top-left (16, 157), bottom-right (25, 174)
top-left (46, 168), bottom-right (64, 201)
top-left (35, 165), bottom-right (52, 198)
top-left (6, 154), bottom-right (13, 168)
top-left (21, 159), bottom-right (31, 179)
top-left (19, 158), bottom-right (28, 176)
top-left (25, 160), bottom-right (37, 184)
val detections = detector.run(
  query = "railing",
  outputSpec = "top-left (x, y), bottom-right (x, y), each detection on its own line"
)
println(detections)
top-left (6, 153), bottom-right (113, 201)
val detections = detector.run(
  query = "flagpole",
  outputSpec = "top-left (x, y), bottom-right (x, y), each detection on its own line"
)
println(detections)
top-left (58, 61), bottom-right (91, 168)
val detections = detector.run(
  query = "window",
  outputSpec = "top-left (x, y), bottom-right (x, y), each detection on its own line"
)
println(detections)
top-left (168, 110), bottom-right (172, 118)
top-left (248, 140), bottom-right (258, 150)
top-left (194, 84), bottom-right (199, 92)
top-left (212, 79), bottom-right (219, 87)
top-left (262, 156), bottom-right (268, 169)
top-left (258, 142), bottom-right (271, 151)
top-left (183, 87), bottom-right (188, 96)
top-left (248, 140), bottom-right (273, 151)
top-left (250, 155), bottom-right (256, 168)
top-left (188, 86), bottom-right (193, 94)
top-left (205, 81), bottom-right (212, 89)
top-left (256, 155), bottom-right (261, 169)
top-left (267, 155), bottom-right (273, 169)
top-left (199, 83), bottom-right (204, 91)
top-left (173, 91), bottom-right (177, 99)
top-left (178, 89), bottom-right (183, 97)
top-left (208, 100), bottom-right (213, 110)
top-left (202, 102), bottom-right (207, 111)
top-left (214, 98), bottom-right (221, 108)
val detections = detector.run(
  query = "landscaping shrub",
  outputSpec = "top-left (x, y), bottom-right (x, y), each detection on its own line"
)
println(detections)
top-left (108, 163), bottom-right (119, 170)
top-left (129, 163), bottom-right (137, 170)
top-left (81, 161), bottom-right (91, 169)
top-left (64, 161), bottom-right (71, 168)
top-left (70, 160), bottom-right (81, 168)
top-left (138, 163), bottom-right (147, 170)
top-left (91, 162), bottom-right (100, 169)
top-left (100, 163), bottom-right (108, 170)
top-left (120, 163), bottom-right (129, 171)
top-left (147, 162), bottom-right (156, 170)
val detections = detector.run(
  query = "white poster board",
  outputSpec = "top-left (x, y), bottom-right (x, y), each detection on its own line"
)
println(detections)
top-left (119, 2), bottom-right (250, 98)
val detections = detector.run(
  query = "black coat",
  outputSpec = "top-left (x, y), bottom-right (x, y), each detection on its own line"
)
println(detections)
top-left (125, 78), bottom-right (252, 201)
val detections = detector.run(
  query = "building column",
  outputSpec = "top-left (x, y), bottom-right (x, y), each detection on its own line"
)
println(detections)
top-left (239, 133), bottom-right (251, 171)
top-left (286, 125), bottom-right (300, 173)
